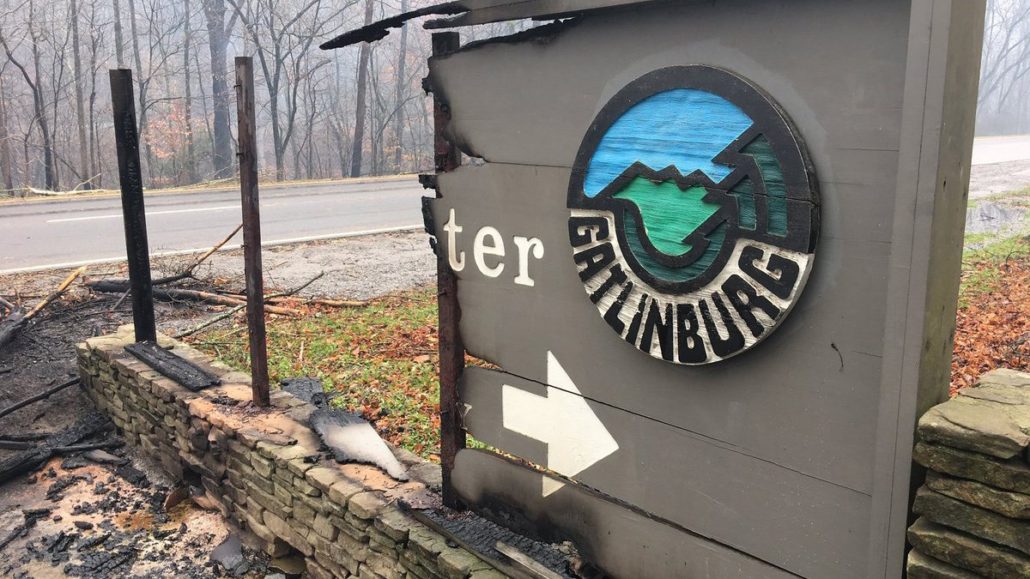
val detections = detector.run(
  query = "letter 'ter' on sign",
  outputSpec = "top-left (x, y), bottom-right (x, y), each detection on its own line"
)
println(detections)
top-left (502, 351), bottom-right (619, 496)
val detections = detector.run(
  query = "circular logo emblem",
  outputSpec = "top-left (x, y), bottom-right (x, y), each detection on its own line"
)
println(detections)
top-left (568, 66), bottom-right (819, 365)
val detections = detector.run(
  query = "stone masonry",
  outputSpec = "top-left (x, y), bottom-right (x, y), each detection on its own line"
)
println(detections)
top-left (908, 369), bottom-right (1030, 578)
top-left (77, 326), bottom-right (503, 579)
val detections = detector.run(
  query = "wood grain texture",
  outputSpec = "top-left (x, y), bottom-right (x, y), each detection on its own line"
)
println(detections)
top-left (423, 1), bottom-right (984, 577)
top-left (459, 365), bottom-right (871, 577)
top-left (431, 162), bottom-right (884, 495)
top-left (451, 448), bottom-right (797, 579)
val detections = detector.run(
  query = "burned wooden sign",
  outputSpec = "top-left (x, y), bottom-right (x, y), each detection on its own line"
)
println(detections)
top-left (325, 1), bottom-right (985, 577)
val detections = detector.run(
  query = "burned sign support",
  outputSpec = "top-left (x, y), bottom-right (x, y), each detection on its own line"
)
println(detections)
top-left (326, 1), bottom-right (984, 577)
top-left (109, 68), bottom-right (221, 391)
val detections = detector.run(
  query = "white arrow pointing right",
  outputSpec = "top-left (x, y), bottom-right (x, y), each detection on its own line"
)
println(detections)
top-left (502, 351), bottom-right (619, 497)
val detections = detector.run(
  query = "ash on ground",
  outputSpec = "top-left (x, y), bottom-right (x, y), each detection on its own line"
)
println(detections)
top-left (0, 447), bottom-right (273, 578)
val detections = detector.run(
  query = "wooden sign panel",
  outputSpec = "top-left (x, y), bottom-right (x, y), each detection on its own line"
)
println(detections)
top-left (424, 1), bottom-right (984, 577)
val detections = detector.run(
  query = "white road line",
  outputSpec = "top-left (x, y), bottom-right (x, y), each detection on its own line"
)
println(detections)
top-left (0, 224), bottom-right (424, 275)
top-left (46, 204), bottom-right (252, 223)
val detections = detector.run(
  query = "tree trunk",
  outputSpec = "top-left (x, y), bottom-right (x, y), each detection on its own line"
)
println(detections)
top-left (0, 76), bottom-right (13, 193)
top-left (127, 0), bottom-right (153, 185)
top-left (112, 0), bottom-right (125, 66)
top-left (204, 0), bottom-right (233, 180)
top-left (27, 5), bottom-right (57, 191)
top-left (349, 0), bottom-right (374, 178)
top-left (393, 0), bottom-right (408, 173)
top-left (88, 3), bottom-right (101, 186)
top-left (70, 0), bottom-right (92, 190)
top-left (183, 0), bottom-right (197, 184)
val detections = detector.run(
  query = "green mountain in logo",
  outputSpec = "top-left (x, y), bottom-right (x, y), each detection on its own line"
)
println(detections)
top-left (611, 175), bottom-right (722, 258)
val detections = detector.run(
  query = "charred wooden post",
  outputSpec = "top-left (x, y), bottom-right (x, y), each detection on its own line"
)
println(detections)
top-left (125, 342), bottom-right (220, 391)
top-left (109, 69), bottom-right (156, 343)
top-left (234, 56), bottom-right (270, 407)
top-left (431, 32), bottom-right (465, 509)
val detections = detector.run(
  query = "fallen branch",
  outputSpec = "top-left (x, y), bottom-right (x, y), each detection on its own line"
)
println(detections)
top-left (173, 272), bottom-right (327, 339)
top-left (0, 432), bottom-right (53, 442)
top-left (0, 441), bottom-right (31, 450)
top-left (86, 223), bottom-right (242, 291)
top-left (90, 285), bottom-right (300, 316)
top-left (0, 412), bottom-right (112, 484)
top-left (52, 440), bottom-right (124, 454)
top-left (173, 304), bottom-right (245, 339)
top-left (0, 377), bottom-right (80, 421)
top-left (152, 287), bottom-right (300, 315)
top-left (26, 267), bottom-right (86, 318)
top-left (0, 267), bottom-right (85, 350)
top-left (219, 293), bottom-right (367, 308)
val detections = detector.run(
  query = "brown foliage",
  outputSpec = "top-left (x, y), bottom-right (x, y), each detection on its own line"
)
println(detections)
top-left (951, 257), bottom-right (1030, 395)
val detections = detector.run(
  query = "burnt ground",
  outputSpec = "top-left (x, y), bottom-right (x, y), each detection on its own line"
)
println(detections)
top-left (0, 271), bottom-right (274, 578)
top-left (0, 232), bottom-right (434, 578)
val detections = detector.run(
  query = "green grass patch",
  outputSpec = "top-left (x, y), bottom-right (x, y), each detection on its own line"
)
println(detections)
top-left (189, 286), bottom-right (444, 460)
top-left (959, 236), bottom-right (1030, 307)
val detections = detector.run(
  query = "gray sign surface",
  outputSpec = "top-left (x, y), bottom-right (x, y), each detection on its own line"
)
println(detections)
top-left (424, 1), bottom-right (984, 577)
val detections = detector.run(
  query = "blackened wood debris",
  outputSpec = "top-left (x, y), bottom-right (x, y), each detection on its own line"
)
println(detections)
top-left (125, 341), bottom-right (221, 392)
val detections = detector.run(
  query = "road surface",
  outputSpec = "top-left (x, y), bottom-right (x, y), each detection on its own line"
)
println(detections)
top-left (0, 177), bottom-right (426, 274)
top-left (3, 134), bottom-right (1030, 274)
top-left (972, 134), bottom-right (1030, 165)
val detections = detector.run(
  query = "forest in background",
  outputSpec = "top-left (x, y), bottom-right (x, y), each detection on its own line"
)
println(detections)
top-left (0, 0), bottom-right (1027, 196)
top-left (0, 0), bottom-right (523, 195)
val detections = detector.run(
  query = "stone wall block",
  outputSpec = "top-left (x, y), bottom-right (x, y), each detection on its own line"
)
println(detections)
top-left (350, 492), bottom-right (387, 520)
top-left (908, 517), bottom-right (1030, 578)
top-left (264, 510), bottom-right (313, 556)
top-left (76, 330), bottom-right (501, 579)
top-left (925, 471), bottom-right (1030, 519)
top-left (919, 396), bottom-right (1030, 459)
top-left (913, 442), bottom-right (1030, 495)
top-left (913, 487), bottom-right (1030, 555)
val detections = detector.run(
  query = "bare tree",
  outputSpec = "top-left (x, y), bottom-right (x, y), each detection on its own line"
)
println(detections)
top-left (978, 0), bottom-right (1030, 134)
top-left (0, 71), bottom-right (13, 192)
top-left (393, 0), bottom-right (408, 173)
top-left (229, 0), bottom-right (348, 181)
top-left (0, 1), bottom-right (58, 190)
top-left (203, 0), bottom-right (235, 179)
top-left (349, 0), bottom-right (374, 177)
top-left (0, 0), bottom-right (436, 191)
top-left (70, 0), bottom-right (92, 189)
top-left (112, 0), bottom-right (125, 66)
top-left (182, 0), bottom-right (197, 182)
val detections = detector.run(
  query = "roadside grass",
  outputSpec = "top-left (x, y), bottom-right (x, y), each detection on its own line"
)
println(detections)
top-left (959, 235), bottom-right (1030, 307)
top-left (185, 197), bottom-right (1029, 456)
top-left (953, 233), bottom-right (1030, 393)
top-left (188, 286), bottom-right (445, 460)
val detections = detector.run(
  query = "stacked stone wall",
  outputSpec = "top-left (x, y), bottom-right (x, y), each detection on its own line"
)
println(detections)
top-left (77, 326), bottom-right (502, 579)
top-left (908, 369), bottom-right (1030, 578)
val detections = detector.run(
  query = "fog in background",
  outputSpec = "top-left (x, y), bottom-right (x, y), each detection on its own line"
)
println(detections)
top-left (0, 0), bottom-right (1025, 195)
top-left (978, 0), bottom-right (1030, 136)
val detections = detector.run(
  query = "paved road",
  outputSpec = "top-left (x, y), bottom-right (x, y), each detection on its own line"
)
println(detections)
top-left (972, 134), bottom-right (1030, 165)
top-left (3, 134), bottom-right (1029, 274)
top-left (0, 177), bottom-right (426, 274)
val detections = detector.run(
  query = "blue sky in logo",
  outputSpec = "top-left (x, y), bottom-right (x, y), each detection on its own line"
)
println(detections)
top-left (583, 89), bottom-right (753, 197)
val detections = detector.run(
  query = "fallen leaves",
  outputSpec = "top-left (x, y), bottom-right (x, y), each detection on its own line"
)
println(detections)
top-left (952, 242), bottom-right (1030, 395)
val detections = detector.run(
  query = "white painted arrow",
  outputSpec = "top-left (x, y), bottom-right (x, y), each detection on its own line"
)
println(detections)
top-left (502, 351), bottom-right (619, 497)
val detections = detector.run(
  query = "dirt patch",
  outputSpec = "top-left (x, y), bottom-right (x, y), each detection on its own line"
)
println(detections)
top-left (193, 230), bottom-right (435, 301)
top-left (970, 159), bottom-right (1030, 199)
